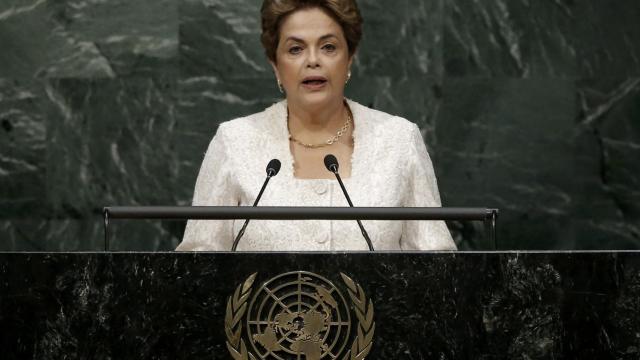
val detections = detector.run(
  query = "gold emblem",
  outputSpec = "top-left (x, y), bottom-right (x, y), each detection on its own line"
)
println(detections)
top-left (225, 271), bottom-right (375, 359)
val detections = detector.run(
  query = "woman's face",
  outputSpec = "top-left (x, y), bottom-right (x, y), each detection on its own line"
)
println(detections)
top-left (271, 7), bottom-right (353, 110)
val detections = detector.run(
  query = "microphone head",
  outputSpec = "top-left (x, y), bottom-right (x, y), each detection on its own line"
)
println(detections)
top-left (266, 159), bottom-right (281, 176)
top-left (323, 154), bottom-right (339, 173)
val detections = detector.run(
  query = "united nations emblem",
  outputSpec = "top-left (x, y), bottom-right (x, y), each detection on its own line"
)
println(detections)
top-left (225, 271), bottom-right (375, 360)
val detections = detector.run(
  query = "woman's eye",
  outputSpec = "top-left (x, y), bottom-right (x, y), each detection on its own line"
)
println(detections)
top-left (323, 44), bottom-right (337, 52)
top-left (288, 46), bottom-right (303, 54)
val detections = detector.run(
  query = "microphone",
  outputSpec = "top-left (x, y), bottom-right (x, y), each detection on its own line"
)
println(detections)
top-left (266, 158), bottom-right (281, 177)
top-left (324, 154), bottom-right (374, 251)
top-left (231, 159), bottom-right (281, 251)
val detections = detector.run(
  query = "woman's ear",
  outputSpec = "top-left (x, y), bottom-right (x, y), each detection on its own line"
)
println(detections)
top-left (269, 60), bottom-right (280, 81)
top-left (347, 52), bottom-right (356, 73)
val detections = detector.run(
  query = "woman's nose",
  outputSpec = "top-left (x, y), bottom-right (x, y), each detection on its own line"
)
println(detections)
top-left (306, 49), bottom-right (320, 68)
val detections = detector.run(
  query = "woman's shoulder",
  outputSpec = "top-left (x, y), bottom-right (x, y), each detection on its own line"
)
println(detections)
top-left (348, 100), bottom-right (419, 138)
top-left (217, 101), bottom-right (286, 138)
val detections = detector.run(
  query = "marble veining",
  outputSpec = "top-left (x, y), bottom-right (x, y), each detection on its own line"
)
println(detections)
top-left (1, 252), bottom-right (640, 359)
top-left (0, 0), bottom-right (639, 250)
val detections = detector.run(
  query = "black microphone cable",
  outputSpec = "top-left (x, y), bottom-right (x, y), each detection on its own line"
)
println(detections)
top-left (231, 159), bottom-right (281, 251)
top-left (324, 154), bottom-right (375, 251)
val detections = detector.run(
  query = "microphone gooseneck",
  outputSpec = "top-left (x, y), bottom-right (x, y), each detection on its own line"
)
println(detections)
top-left (231, 159), bottom-right (281, 251)
top-left (323, 154), bottom-right (374, 251)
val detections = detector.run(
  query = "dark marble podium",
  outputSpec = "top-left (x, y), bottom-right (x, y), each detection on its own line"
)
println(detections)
top-left (1, 252), bottom-right (639, 359)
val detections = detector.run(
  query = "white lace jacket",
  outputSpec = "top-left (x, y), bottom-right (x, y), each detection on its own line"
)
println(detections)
top-left (176, 99), bottom-right (456, 251)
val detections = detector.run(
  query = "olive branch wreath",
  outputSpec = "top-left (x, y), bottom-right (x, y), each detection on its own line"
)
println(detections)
top-left (224, 272), bottom-right (375, 360)
top-left (340, 273), bottom-right (375, 360)
top-left (225, 272), bottom-right (257, 360)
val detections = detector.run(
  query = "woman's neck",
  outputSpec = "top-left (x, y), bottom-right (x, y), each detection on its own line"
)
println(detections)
top-left (287, 98), bottom-right (348, 138)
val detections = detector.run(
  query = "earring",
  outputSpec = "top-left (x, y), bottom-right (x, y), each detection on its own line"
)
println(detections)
top-left (346, 71), bottom-right (352, 85)
top-left (277, 79), bottom-right (284, 94)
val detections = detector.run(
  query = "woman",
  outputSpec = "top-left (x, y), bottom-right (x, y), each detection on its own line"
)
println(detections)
top-left (176, 0), bottom-right (456, 251)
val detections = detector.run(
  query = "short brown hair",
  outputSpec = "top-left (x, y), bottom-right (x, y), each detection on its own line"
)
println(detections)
top-left (261, 0), bottom-right (363, 63)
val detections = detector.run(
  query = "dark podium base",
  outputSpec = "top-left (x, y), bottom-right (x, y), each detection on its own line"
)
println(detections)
top-left (1, 252), bottom-right (639, 359)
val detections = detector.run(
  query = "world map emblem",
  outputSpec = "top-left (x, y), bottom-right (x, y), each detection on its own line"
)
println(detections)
top-left (225, 271), bottom-right (375, 360)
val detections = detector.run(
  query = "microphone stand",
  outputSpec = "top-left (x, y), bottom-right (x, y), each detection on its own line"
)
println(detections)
top-left (330, 166), bottom-right (375, 251)
top-left (231, 169), bottom-right (276, 251)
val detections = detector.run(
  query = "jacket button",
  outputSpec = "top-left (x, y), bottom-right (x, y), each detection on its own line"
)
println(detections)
top-left (314, 182), bottom-right (328, 195)
top-left (317, 233), bottom-right (329, 243)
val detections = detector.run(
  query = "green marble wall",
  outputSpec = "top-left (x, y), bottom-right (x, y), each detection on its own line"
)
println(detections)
top-left (1, 0), bottom-right (638, 250)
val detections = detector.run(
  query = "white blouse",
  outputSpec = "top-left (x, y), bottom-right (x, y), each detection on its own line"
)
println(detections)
top-left (176, 99), bottom-right (456, 251)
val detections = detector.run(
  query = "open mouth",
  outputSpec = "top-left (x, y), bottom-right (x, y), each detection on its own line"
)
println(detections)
top-left (302, 77), bottom-right (328, 86)
top-left (303, 80), bottom-right (326, 85)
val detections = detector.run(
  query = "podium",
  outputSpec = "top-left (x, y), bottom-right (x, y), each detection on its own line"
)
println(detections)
top-left (1, 251), bottom-right (640, 359)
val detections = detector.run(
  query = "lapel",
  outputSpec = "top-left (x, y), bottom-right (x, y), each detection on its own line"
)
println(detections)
top-left (261, 98), bottom-right (374, 181)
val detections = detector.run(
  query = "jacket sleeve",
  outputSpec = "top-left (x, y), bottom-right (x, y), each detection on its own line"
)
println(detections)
top-left (400, 123), bottom-right (457, 250)
top-left (176, 124), bottom-right (238, 251)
